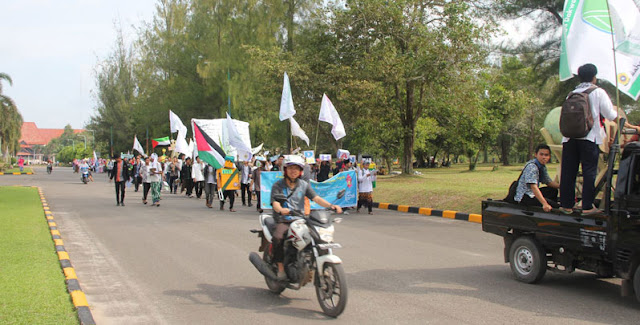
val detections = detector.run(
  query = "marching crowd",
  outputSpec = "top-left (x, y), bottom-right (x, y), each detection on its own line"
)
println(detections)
top-left (103, 152), bottom-right (377, 214)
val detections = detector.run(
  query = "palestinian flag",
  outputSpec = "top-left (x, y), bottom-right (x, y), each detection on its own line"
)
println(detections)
top-left (193, 121), bottom-right (225, 169)
top-left (151, 136), bottom-right (170, 148)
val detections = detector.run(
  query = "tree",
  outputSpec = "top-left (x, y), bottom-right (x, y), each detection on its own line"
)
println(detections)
top-left (0, 73), bottom-right (23, 158)
top-left (330, 1), bottom-right (492, 174)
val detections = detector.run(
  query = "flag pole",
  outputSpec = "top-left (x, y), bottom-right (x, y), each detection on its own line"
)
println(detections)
top-left (314, 118), bottom-right (320, 153)
top-left (605, 0), bottom-right (621, 135)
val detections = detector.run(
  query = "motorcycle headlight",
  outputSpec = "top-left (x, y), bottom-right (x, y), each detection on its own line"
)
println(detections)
top-left (316, 225), bottom-right (335, 243)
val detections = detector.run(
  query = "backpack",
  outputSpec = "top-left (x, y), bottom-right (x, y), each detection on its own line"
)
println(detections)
top-left (504, 162), bottom-right (537, 203)
top-left (560, 86), bottom-right (597, 138)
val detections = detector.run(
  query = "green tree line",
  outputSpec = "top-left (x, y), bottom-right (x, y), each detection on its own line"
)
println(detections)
top-left (86, 0), bottom-right (639, 173)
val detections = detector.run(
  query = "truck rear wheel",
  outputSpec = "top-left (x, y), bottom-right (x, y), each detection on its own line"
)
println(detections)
top-left (509, 237), bottom-right (546, 284)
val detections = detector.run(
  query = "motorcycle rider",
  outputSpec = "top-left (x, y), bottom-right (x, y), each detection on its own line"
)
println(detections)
top-left (270, 155), bottom-right (342, 280)
top-left (79, 159), bottom-right (93, 182)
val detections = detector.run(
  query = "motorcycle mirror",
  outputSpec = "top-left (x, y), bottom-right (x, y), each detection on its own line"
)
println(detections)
top-left (335, 189), bottom-right (346, 200)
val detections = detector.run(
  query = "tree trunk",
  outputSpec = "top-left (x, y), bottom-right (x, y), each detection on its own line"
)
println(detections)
top-left (401, 81), bottom-right (415, 175)
top-left (500, 135), bottom-right (510, 166)
top-left (528, 109), bottom-right (535, 160)
top-left (483, 148), bottom-right (488, 163)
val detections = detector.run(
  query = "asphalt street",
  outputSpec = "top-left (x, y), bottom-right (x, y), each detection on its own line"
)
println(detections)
top-left (2, 167), bottom-right (639, 324)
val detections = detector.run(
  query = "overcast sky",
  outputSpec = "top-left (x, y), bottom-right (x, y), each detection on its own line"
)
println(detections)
top-left (1, 1), bottom-right (532, 130)
top-left (1, 0), bottom-right (157, 129)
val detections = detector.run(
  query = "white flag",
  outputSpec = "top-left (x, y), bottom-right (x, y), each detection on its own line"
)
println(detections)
top-left (169, 110), bottom-right (188, 134)
top-left (290, 117), bottom-right (310, 146)
top-left (226, 113), bottom-right (253, 161)
top-left (319, 94), bottom-right (346, 140)
top-left (560, 0), bottom-right (640, 100)
top-left (251, 143), bottom-right (264, 155)
top-left (187, 139), bottom-right (195, 159)
top-left (279, 72), bottom-right (296, 121)
top-left (174, 128), bottom-right (190, 156)
top-left (133, 135), bottom-right (146, 156)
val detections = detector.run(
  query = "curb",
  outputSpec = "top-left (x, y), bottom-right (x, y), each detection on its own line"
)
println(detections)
top-left (0, 172), bottom-right (34, 175)
top-left (37, 187), bottom-right (96, 325)
top-left (373, 202), bottom-right (482, 223)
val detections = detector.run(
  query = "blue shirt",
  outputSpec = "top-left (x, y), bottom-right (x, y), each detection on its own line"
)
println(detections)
top-left (514, 159), bottom-right (552, 202)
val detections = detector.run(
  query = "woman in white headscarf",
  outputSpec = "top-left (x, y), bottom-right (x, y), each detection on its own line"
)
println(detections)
top-left (149, 153), bottom-right (163, 206)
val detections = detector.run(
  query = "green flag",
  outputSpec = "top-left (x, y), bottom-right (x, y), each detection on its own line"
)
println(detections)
top-left (560, 0), bottom-right (640, 100)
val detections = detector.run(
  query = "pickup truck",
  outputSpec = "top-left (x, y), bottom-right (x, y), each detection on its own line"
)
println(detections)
top-left (482, 139), bottom-right (640, 303)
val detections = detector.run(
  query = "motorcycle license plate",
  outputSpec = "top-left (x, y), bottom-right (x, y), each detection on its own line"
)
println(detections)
top-left (318, 243), bottom-right (342, 249)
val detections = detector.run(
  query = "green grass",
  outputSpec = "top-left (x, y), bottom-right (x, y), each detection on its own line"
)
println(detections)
top-left (375, 162), bottom-right (560, 214)
top-left (0, 187), bottom-right (78, 324)
top-left (3, 167), bottom-right (34, 173)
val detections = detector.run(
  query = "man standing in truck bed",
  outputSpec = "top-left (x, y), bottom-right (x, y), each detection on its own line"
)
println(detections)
top-left (560, 63), bottom-right (617, 215)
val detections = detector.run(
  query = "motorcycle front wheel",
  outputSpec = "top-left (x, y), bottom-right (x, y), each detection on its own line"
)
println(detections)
top-left (263, 251), bottom-right (286, 294)
top-left (315, 262), bottom-right (348, 317)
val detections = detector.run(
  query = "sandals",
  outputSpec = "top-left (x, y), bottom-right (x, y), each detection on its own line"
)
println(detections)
top-left (559, 208), bottom-right (573, 215)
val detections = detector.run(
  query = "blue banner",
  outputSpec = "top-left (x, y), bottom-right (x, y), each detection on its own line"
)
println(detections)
top-left (260, 171), bottom-right (358, 210)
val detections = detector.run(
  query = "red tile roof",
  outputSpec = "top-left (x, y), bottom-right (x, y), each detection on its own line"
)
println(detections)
top-left (19, 122), bottom-right (85, 146)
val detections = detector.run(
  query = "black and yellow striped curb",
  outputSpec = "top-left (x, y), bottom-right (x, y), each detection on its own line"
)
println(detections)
top-left (373, 202), bottom-right (482, 224)
top-left (0, 171), bottom-right (34, 175)
top-left (38, 187), bottom-right (96, 325)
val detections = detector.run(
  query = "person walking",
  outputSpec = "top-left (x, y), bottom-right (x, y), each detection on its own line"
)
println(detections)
top-left (217, 156), bottom-right (239, 212)
top-left (132, 156), bottom-right (142, 192)
top-left (559, 63), bottom-right (617, 215)
top-left (357, 160), bottom-right (376, 214)
top-left (141, 156), bottom-right (151, 204)
top-left (318, 160), bottom-right (331, 182)
top-left (109, 154), bottom-right (130, 206)
top-left (240, 160), bottom-right (252, 206)
top-left (168, 157), bottom-right (180, 194)
top-left (181, 157), bottom-right (194, 197)
top-left (251, 159), bottom-right (267, 213)
top-left (149, 153), bottom-right (163, 206)
top-left (192, 156), bottom-right (205, 199)
top-left (203, 163), bottom-right (217, 208)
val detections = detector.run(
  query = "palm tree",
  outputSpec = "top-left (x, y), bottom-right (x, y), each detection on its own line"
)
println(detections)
top-left (0, 73), bottom-right (23, 159)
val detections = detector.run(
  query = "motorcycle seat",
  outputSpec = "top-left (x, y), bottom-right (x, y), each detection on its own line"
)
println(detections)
top-left (263, 216), bottom-right (277, 235)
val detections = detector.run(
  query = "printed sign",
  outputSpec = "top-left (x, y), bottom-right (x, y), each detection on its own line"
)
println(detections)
top-left (260, 171), bottom-right (358, 209)
top-left (349, 155), bottom-right (356, 163)
top-left (303, 150), bottom-right (315, 164)
top-left (320, 154), bottom-right (332, 161)
top-left (337, 149), bottom-right (350, 160)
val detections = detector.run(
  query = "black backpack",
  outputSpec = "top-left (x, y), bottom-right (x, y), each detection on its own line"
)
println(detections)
top-left (560, 86), bottom-right (597, 138)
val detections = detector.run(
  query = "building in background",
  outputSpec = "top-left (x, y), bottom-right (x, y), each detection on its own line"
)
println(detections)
top-left (18, 122), bottom-right (84, 163)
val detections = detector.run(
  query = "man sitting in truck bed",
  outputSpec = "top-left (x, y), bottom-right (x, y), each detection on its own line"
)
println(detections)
top-left (513, 144), bottom-right (560, 212)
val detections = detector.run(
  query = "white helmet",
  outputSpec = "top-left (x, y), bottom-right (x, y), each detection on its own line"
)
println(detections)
top-left (283, 155), bottom-right (305, 168)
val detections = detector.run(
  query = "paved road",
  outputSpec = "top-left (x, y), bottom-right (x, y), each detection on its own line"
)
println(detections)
top-left (2, 167), bottom-right (639, 324)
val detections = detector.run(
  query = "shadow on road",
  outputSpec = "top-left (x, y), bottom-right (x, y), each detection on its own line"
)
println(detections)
top-left (164, 283), bottom-right (332, 320)
top-left (346, 265), bottom-right (639, 323)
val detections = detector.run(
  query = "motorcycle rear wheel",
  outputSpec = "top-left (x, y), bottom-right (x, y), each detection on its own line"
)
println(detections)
top-left (315, 262), bottom-right (348, 317)
top-left (263, 251), bottom-right (285, 294)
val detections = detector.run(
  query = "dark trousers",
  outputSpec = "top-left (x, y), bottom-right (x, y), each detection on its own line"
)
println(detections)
top-left (169, 176), bottom-right (178, 193)
top-left (195, 181), bottom-right (204, 198)
top-left (184, 179), bottom-right (194, 196)
top-left (114, 181), bottom-right (125, 204)
top-left (143, 183), bottom-right (151, 201)
top-left (134, 176), bottom-right (142, 192)
top-left (241, 183), bottom-right (251, 205)
top-left (220, 190), bottom-right (235, 209)
top-left (357, 194), bottom-right (373, 213)
top-left (561, 139), bottom-right (599, 210)
top-left (255, 190), bottom-right (261, 210)
top-left (204, 182), bottom-right (216, 203)
top-left (272, 223), bottom-right (290, 263)
top-left (518, 187), bottom-right (560, 208)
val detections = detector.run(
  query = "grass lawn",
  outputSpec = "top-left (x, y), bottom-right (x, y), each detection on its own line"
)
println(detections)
top-left (2, 167), bottom-right (34, 173)
top-left (375, 162), bottom-right (560, 214)
top-left (0, 187), bottom-right (77, 324)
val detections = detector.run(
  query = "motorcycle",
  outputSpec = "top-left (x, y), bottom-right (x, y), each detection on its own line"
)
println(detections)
top-left (47, 164), bottom-right (52, 174)
top-left (249, 192), bottom-right (348, 317)
top-left (81, 169), bottom-right (89, 184)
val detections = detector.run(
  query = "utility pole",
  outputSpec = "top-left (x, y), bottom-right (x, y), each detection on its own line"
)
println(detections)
top-left (110, 126), bottom-right (113, 157)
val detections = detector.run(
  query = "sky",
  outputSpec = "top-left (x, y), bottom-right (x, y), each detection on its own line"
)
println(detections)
top-left (1, 1), bottom-right (533, 130)
top-left (1, 0), bottom-right (157, 129)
